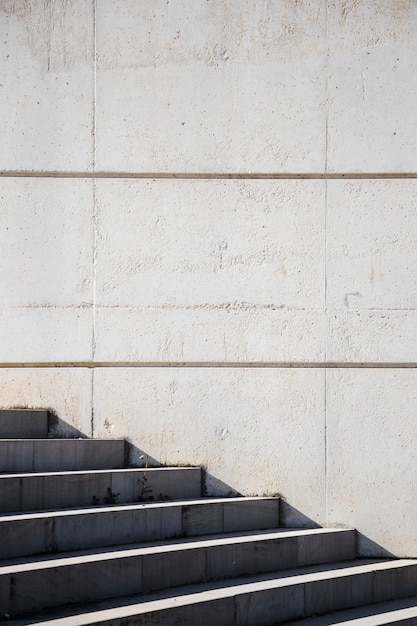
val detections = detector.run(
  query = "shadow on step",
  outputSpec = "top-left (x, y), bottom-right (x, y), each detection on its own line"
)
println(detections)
top-left (356, 532), bottom-right (395, 558)
top-left (47, 411), bottom-right (87, 439)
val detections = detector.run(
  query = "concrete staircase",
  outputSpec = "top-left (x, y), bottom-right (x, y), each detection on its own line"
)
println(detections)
top-left (0, 410), bottom-right (417, 625)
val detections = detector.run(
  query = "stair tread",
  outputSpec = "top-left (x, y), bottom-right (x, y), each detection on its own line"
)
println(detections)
top-left (285, 595), bottom-right (417, 624)
top-left (0, 466), bottom-right (198, 478)
top-left (0, 438), bottom-right (126, 442)
top-left (0, 495), bottom-right (278, 520)
top-left (5, 561), bottom-right (417, 626)
top-left (0, 527), bottom-right (354, 571)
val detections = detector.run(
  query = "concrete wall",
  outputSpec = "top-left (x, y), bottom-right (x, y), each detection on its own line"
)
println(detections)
top-left (1, 0), bottom-right (416, 557)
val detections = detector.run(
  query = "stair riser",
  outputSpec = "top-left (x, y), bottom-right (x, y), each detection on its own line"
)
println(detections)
top-left (0, 468), bottom-right (201, 513)
top-left (0, 499), bottom-right (280, 559)
top-left (0, 532), bottom-right (356, 616)
top-left (0, 410), bottom-right (48, 439)
top-left (0, 440), bottom-right (126, 473)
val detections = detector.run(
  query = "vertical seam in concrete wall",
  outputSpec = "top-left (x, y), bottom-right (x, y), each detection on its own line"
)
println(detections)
top-left (324, 367), bottom-right (328, 526)
top-left (325, 0), bottom-right (329, 175)
top-left (91, 0), bottom-right (97, 438)
top-left (92, 0), bottom-right (97, 173)
top-left (91, 368), bottom-right (95, 438)
top-left (324, 0), bottom-right (329, 526)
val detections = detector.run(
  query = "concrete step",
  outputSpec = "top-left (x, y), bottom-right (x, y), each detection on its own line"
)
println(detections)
top-left (0, 410), bottom-right (48, 439)
top-left (286, 595), bottom-right (417, 624)
top-left (0, 529), bottom-right (355, 617)
top-left (0, 467), bottom-right (202, 513)
top-left (0, 496), bottom-right (280, 559)
top-left (0, 438), bottom-right (126, 472)
top-left (4, 560), bottom-right (417, 624)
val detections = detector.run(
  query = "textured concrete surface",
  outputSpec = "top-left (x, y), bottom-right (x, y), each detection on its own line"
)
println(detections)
top-left (0, 369), bottom-right (93, 438)
top-left (326, 369), bottom-right (417, 559)
top-left (95, 0), bottom-right (327, 173)
top-left (1, 0), bottom-right (417, 559)
top-left (0, 0), bottom-right (94, 171)
top-left (0, 178), bottom-right (94, 307)
top-left (326, 181), bottom-right (417, 311)
top-left (94, 179), bottom-right (325, 309)
top-left (93, 367), bottom-right (326, 527)
top-left (327, 1), bottom-right (417, 173)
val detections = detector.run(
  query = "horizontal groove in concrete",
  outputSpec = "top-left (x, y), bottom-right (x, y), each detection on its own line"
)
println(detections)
top-left (2, 170), bottom-right (417, 179)
top-left (0, 410), bottom-right (48, 439)
top-left (4, 560), bottom-right (417, 624)
top-left (0, 536), bottom-right (360, 617)
top-left (0, 467), bottom-right (202, 513)
top-left (0, 439), bottom-right (126, 473)
top-left (2, 361), bottom-right (417, 369)
top-left (0, 496), bottom-right (280, 558)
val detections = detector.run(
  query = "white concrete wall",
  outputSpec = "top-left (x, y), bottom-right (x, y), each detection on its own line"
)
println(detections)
top-left (1, 0), bottom-right (416, 557)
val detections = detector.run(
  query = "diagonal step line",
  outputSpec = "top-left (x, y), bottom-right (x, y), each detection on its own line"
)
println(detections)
top-left (0, 495), bottom-right (279, 521)
top-left (0, 528), bottom-right (355, 572)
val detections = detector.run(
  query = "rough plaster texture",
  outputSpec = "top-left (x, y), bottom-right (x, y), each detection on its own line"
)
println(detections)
top-left (1, 0), bottom-right (417, 557)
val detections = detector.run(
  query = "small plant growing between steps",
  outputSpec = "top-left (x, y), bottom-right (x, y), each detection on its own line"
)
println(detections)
top-left (104, 487), bottom-right (120, 505)
top-left (138, 454), bottom-right (154, 501)
top-left (92, 488), bottom-right (120, 506)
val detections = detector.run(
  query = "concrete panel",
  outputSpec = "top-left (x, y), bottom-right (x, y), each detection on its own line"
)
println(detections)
top-left (0, 368), bottom-right (93, 438)
top-left (0, 307), bottom-right (93, 362)
top-left (93, 367), bottom-right (326, 526)
top-left (326, 180), bottom-right (417, 311)
top-left (0, 179), bottom-right (94, 306)
top-left (327, 310), bottom-right (417, 363)
top-left (0, 0), bottom-right (94, 171)
top-left (327, 2), bottom-right (417, 172)
top-left (326, 369), bottom-right (417, 558)
top-left (95, 179), bottom-right (325, 309)
top-left (95, 307), bottom-right (326, 363)
top-left (95, 0), bottom-right (326, 173)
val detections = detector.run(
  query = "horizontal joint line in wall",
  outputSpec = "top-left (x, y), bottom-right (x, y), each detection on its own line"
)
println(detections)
top-left (1, 171), bottom-right (417, 180)
top-left (0, 362), bottom-right (417, 369)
